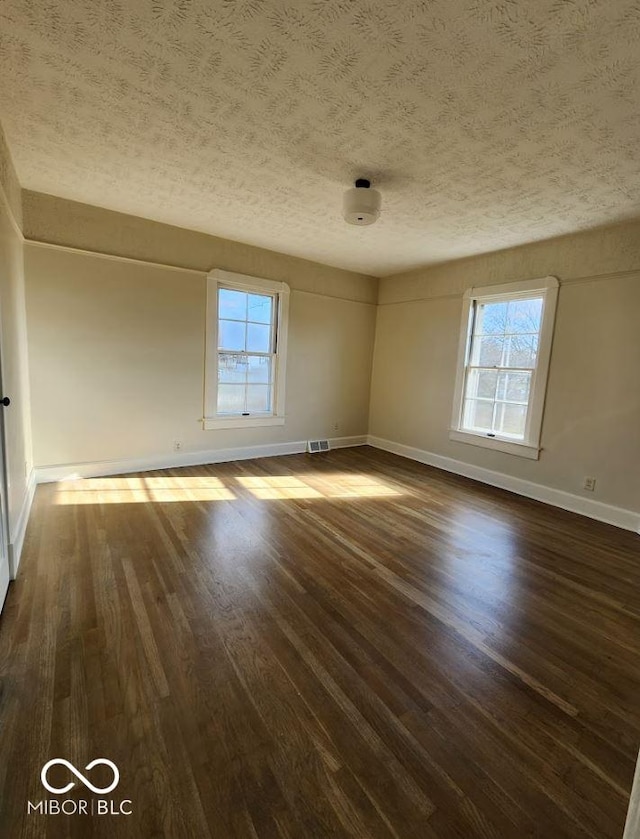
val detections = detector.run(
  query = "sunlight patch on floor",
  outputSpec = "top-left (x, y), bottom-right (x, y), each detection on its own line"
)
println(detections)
top-left (235, 474), bottom-right (402, 499)
top-left (235, 476), bottom-right (323, 499)
top-left (52, 472), bottom-right (403, 504)
top-left (54, 475), bottom-right (236, 504)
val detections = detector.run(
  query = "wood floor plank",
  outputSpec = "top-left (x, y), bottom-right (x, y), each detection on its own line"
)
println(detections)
top-left (0, 446), bottom-right (638, 838)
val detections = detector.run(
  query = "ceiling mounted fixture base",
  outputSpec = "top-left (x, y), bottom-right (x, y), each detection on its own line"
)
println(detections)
top-left (343, 179), bottom-right (381, 226)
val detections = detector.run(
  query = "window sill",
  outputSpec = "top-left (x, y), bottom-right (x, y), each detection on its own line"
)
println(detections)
top-left (449, 429), bottom-right (540, 460)
top-left (203, 415), bottom-right (286, 430)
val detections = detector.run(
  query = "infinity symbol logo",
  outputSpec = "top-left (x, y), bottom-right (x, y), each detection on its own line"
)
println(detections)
top-left (41, 759), bottom-right (120, 795)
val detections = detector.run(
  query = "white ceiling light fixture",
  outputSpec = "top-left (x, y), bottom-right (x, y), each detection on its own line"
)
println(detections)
top-left (343, 178), bottom-right (382, 226)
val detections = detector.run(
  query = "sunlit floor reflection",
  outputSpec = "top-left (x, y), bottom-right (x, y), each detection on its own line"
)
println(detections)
top-left (236, 474), bottom-right (401, 499)
top-left (53, 472), bottom-right (403, 505)
top-left (55, 476), bottom-right (236, 505)
top-left (449, 509), bottom-right (519, 553)
top-left (443, 509), bottom-right (522, 608)
top-left (235, 476), bottom-right (323, 499)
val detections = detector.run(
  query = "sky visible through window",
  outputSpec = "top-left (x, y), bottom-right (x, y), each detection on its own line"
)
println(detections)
top-left (217, 288), bottom-right (275, 415)
top-left (462, 296), bottom-right (543, 439)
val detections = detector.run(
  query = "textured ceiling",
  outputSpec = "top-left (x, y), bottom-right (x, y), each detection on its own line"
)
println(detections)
top-left (1, 0), bottom-right (640, 276)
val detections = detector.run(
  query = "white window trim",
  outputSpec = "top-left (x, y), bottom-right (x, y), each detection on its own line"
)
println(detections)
top-left (204, 269), bottom-right (290, 430)
top-left (449, 275), bottom-right (559, 460)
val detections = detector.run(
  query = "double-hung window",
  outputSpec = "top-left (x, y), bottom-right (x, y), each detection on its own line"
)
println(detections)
top-left (450, 276), bottom-right (558, 459)
top-left (204, 269), bottom-right (289, 429)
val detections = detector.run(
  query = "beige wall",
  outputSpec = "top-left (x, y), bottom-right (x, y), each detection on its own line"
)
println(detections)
top-left (24, 239), bottom-right (376, 469)
top-left (19, 189), bottom-right (640, 517)
top-left (22, 191), bottom-right (377, 304)
top-left (370, 221), bottom-right (640, 514)
top-left (0, 125), bottom-right (33, 566)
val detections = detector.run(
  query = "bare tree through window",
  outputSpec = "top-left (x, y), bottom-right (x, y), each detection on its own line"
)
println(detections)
top-left (462, 296), bottom-right (543, 439)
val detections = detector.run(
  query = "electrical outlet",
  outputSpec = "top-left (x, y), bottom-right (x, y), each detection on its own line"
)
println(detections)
top-left (173, 441), bottom-right (182, 452)
top-left (583, 476), bottom-right (596, 492)
top-left (333, 421), bottom-right (339, 432)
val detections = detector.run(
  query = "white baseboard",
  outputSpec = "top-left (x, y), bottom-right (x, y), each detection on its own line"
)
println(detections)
top-left (367, 435), bottom-right (639, 533)
top-left (34, 436), bottom-right (368, 484)
top-left (328, 435), bottom-right (368, 449)
top-left (623, 750), bottom-right (640, 839)
top-left (8, 468), bottom-right (37, 578)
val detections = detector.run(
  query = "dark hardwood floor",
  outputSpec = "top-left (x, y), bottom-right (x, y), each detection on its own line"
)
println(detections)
top-left (0, 446), bottom-right (638, 838)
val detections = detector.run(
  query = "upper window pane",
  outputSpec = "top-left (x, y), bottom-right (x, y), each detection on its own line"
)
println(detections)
top-left (506, 334), bottom-right (538, 368)
top-left (218, 287), bottom-right (274, 353)
top-left (506, 298), bottom-right (543, 334)
top-left (470, 298), bottom-right (543, 370)
top-left (218, 289), bottom-right (247, 320)
top-left (248, 294), bottom-right (273, 324)
top-left (471, 335), bottom-right (504, 367)
top-left (246, 322), bottom-right (271, 353)
top-left (476, 301), bottom-right (508, 335)
top-left (219, 319), bottom-right (246, 351)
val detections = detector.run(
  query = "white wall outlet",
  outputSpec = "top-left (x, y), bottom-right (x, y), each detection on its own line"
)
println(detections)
top-left (583, 476), bottom-right (596, 492)
top-left (173, 441), bottom-right (182, 452)
top-left (333, 421), bottom-right (339, 432)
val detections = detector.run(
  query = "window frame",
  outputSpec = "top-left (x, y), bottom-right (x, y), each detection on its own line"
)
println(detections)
top-left (204, 269), bottom-right (290, 430)
top-left (449, 276), bottom-right (559, 460)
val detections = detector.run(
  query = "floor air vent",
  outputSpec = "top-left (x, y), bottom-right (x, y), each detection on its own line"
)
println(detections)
top-left (307, 440), bottom-right (330, 453)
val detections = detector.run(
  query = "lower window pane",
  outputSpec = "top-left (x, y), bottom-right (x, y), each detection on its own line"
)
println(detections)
top-left (505, 371), bottom-right (531, 402)
top-left (467, 369), bottom-right (498, 399)
top-left (218, 353), bottom-right (247, 383)
top-left (500, 403), bottom-right (526, 437)
top-left (463, 399), bottom-right (493, 431)
top-left (217, 384), bottom-right (245, 414)
top-left (246, 355), bottom-right (271, 383)
top-left (246, 385), bottom-right (271, 413)
top-left (496, 370), bottom-right (531, 401)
